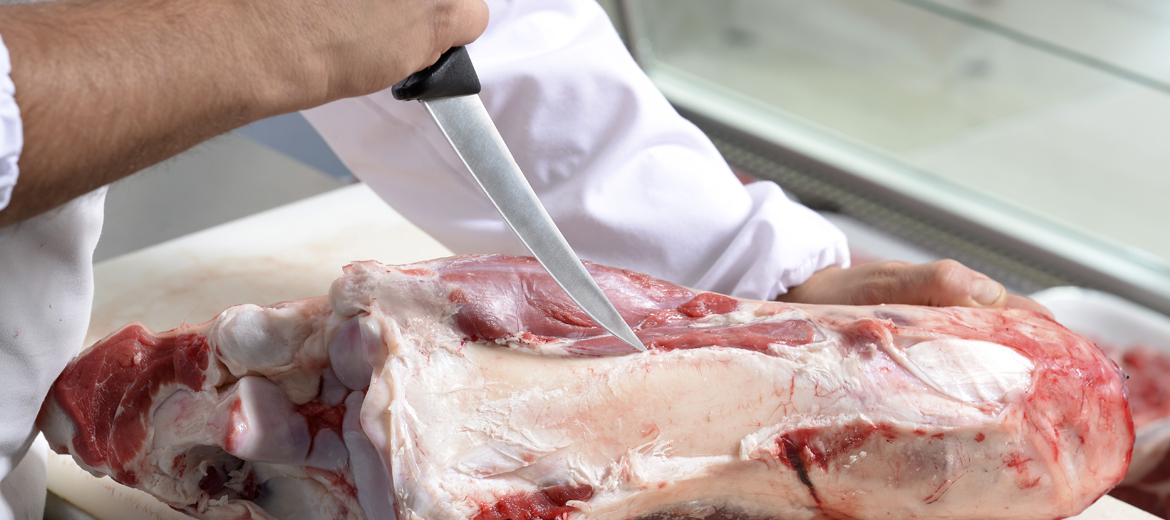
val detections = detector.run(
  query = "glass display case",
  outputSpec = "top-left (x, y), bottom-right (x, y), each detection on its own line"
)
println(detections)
top-left (603, 0), bottom-right (1170, 316)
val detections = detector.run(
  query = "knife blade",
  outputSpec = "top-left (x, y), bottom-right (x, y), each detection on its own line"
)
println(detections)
top-left (392, 47), bottom-right (646, 352)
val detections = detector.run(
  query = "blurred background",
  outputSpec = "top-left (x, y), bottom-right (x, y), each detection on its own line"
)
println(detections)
top-left (600, 0), bottom-right (1170, 313)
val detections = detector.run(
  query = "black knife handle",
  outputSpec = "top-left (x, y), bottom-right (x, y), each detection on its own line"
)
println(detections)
top-left (392, 46), bottom-right (482, 101)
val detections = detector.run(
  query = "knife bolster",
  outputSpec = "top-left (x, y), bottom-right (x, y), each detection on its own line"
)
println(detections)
top-left (392, 46), bottom-right (482, 101)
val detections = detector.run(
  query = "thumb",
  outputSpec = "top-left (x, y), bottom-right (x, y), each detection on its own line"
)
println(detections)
top-left (875, 261), bottom-right (1055, 317)
top-left (898, 260), bottom-right (1007, 308)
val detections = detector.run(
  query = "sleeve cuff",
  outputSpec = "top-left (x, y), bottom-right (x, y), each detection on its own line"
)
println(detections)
top-left (0, 32), bottom-right (23, 213)
top-left (692, 181), bottom-right (851, 301)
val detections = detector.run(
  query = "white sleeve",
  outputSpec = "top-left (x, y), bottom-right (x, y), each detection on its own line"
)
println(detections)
top-left (0, 32), bottom-right (102, 520)
top-left (0, 33), bottom-right (22, 212)
top-left (0, 186), bottom-right (106, 520)
top-left (302, 0), bottom-right (849, 300)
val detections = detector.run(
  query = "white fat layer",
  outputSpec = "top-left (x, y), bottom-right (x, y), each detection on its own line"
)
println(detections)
top-left (151, 389), bottom-right (220, 451)
top-left (321, 261), bottom-right (1086, 520)
top-left (453, 431), bottom-right (571, 478)
top-left (369, 332), bottom-right (1002, 520)
top-left (903, 339), bottom-right (1035, 403)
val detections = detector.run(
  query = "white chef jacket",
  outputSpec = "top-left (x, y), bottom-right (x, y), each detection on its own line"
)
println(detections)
top-left (0, 0), bottom-right (847, 518)
top-left (303, 0), bottom-right (847, 300)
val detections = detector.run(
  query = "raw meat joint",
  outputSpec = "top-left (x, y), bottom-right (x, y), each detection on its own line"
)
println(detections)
top-left (39, 255), bottom-right (1132, 520)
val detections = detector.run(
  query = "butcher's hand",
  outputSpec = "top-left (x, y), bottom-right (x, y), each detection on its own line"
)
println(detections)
top-left (0, 0), bottom-right (488, 227)
top-left (776, 260), bottom-right (1053, 317)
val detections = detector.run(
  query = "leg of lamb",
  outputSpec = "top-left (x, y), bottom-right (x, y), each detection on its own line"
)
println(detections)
top-left (39, 255), bottom-right (1132, 520)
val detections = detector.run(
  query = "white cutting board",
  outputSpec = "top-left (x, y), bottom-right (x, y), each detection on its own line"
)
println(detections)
top-left (47, 184), bottom-right (1153, 520)
top-left (83, 183), bottom-right (454, 348)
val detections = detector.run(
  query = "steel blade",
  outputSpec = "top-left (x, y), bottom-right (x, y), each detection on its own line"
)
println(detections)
top-left (422, 95), bottom-right (646, 351)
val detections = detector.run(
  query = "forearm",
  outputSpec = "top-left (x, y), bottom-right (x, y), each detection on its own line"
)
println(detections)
top-left (0, 0), bottom-right (306, 226)
top-left (0, 0), bottom-right (487, 227)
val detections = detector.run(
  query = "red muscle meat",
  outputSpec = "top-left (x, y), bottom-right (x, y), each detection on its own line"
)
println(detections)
top-left (39, 255), bottom-right (1132, 520)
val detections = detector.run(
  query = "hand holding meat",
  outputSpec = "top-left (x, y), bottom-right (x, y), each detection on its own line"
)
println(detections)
top-left (779, 259), bottom-right (1053, 317)
top-left (39, 255), bottom-right (1131, 520)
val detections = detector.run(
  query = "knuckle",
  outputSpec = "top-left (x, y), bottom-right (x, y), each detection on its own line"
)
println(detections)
top-left (867, 260), bottom-right (910, 280)
top-left (929, 259), bottom-right (964, 277)
top-left (927, 259), bottom-right (965, 286)
top-left (925, 260), bottom-right (976, 304)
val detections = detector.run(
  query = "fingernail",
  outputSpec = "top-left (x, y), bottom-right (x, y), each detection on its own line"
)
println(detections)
top-left (971, 279), bottom-right (1004, 306)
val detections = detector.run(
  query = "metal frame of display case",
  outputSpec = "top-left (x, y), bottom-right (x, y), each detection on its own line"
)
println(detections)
top-left (609, 0), bottom-right (1170, 316)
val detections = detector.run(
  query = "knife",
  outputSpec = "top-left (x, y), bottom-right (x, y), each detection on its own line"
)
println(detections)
top-left (392, 47), bottom-right (647, 352)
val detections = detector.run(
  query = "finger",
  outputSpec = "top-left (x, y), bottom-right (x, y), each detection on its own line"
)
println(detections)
top-left (777, 260), bottom-right (1013, 309)
top-left (859, 260), bottom-right (1004, 308)
top-left (777, 261), bottom-right (972, 307)
top-left (910, 260), bottom-right (1005, 308)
